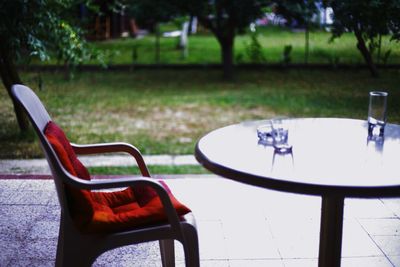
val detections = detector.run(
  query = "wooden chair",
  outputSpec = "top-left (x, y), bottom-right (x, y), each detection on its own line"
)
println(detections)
top-left (11, 84), bottom-right (199, 267)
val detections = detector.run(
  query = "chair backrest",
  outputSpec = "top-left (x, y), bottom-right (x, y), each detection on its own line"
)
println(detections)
top-left (11, 84), bottom-right (51, 133)
top-left (11, 84), bottom-right (73, 218)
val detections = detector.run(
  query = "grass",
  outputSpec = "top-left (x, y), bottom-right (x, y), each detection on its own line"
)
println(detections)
top-left (87, 165), bottom-right (209, 175)
top-left (92, 26), bottom-right (400, 65)
top-left (1, 69), bottom-right (400, 159)
top-left (35, 27), bottom-right (400, 65)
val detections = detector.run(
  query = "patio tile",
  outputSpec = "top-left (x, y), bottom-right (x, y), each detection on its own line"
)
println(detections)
top-left (95, 258), bottom-right (162, 267)
top-left (176, 260), bottom-right (230, 267)
top-left (388, 256), bottom-right (400, 267)
top-left (229, 259), bottom-right (284, 267)
top-left (265, 193), bottom-right (321, 220)
top-left (27, 220), bottom-right (59, 240)
top-left (94, 242), bottom-right (161, 266)
top-left (19, 180), bottom-right (55, 191)
top-left (222, 219), bottom-right (281, 260)
top-left (197, 220), bottom-right (228, 260)
top-left (172, 241), bottom-right (186, 262)
top-left (0, 205), bottom-right (46, 240)
top-left (197, 260), bottom-right (230, 267)
top-left (0, 180), bottom-right (23, 190)
top-left (6, 258), bottom-right (55, 267)
top-left (2, 176), bottom-right (400, 266)
top-left (225, 234), bottom-right (281, 260)
top-left (0, 219), bottom-right (27, 241)
top-left (341, 256), bottom-right (394, 267)
top-left (0, 241), bottom-right (21, 267)
top-left (17, 238), bottom-right (57, 260)
top-left (0, 189), bottom-right (18, 204)
top-left (284, 257), bottom-right (394, 267)
top-left (7, 190), bottom-right (53, 205)
top-left (342, 219), bottom-right (383, 257)
top-left (46, 191), bottom-right (59, 206)
top-left (38, 205), bottom-right (60, 221)
top-left (283, 258), bottom-right (318, 267)
top-left (358, 218), bottom-right (400, 236)
top-left (372, 235), bottom-right (400, 256)
top-left (344, 199), bottom-right (396, 219)
top-left (167, 179), bottom-right (232, 221)
top-left (269, 217), bottom-right (320, 258)
top-left (380, 198), bottom-right (400, 218)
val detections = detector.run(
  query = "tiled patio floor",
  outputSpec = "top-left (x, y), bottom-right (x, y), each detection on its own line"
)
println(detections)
top-left (1, 175), bottom-right (400, 267)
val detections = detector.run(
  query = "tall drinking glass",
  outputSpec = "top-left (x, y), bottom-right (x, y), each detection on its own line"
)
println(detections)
top-left (368, 91), bottom-right (388, 137)
top-left (271, 117), bottom-right (292, 153)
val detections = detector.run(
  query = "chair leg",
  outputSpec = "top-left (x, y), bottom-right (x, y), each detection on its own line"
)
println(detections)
top-left (182, 226), bottom-right (200, 267)
top-left (56, 223), bottom-right (97, 267)
top-left (55, 224), bottom-right (65, 267)
top-left (160, 239), bottom-right (175, 267)
top-left (61, 238), bottom-right (97, 267)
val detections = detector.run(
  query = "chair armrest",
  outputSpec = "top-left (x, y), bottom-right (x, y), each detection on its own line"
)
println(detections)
top-left (63, 173), bottom-right (183, 236)
top-left (71, 142), bottom-right (150, 177)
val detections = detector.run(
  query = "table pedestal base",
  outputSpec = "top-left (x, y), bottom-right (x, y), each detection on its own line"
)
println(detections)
top-left (318, 196), bottom-right (345, 267)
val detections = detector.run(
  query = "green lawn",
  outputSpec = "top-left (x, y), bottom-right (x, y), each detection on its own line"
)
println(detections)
top-left (1, 69), bottom-right (399, 159)
top-left (88, 165), bottom-right (209, 176)
top-left (94, 27), bottom-right (400, 65)
top-left (37, 27), bottom-right (400, 65)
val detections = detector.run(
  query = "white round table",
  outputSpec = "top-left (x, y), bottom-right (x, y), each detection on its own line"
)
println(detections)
top-left (195, 118), bottom-right (400, 267)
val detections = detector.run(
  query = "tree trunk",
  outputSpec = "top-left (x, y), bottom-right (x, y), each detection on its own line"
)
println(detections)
top-left (305, 23), bottom-right (309, 64)
top-left (155, 24), bottom-right (160, 64)
top-left (217, 33), bottom-right (235, 80)
top-left (196, 13), bottom-right (235, 80)
top-left (0, 44), bottom-right (30, 133)
top-left (377, 34), bottom-right (382, 64)
top-left (354, 29), bottom-right (379, 77)
top-left (221, 41), bottom-right (234, 80)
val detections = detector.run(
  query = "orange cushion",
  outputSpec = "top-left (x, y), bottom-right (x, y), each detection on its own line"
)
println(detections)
top-left (44, 121), bottom-right (191, 233)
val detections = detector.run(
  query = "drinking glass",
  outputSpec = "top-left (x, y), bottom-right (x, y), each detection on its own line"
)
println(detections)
top-left (271, 117), bottom-right (292, 153)
top-left (368, 91), bottom-right (388, 138)
top-left (257, 122), bottom-right (273, 145)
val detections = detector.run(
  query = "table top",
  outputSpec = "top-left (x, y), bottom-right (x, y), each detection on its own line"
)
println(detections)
top-left (195, 118), bottom-right (400, 197)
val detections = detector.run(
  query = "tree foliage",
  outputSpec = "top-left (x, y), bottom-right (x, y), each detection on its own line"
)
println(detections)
top-left (277, 0), bottom-right (320, 27)
top-left (329, 0), bottom-right (400, 76)
top-left (126, 0), bottom-right (181, 31)
top-left (0, 0), bottom-right (97, 67)
top-left (0, 0), bottom-right (100, 132)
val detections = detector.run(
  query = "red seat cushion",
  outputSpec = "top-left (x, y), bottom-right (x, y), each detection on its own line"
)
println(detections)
top-left (44, 121), bottom-right (190, 233)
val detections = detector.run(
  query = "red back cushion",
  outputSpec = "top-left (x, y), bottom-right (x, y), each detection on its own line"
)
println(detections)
top-left (45, 122), bottom-right (94, 225)
top-left (45, 122), bottom-right (90, 179)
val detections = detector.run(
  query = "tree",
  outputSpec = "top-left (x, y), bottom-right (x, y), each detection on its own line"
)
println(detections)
top-left (278, 0), bottom-right (320, 64)
top-left (126, 0), bottom-right (182, 63)
top-left (0, 0), bottom-right (98, 133)
top-left (169, 0), bottom-right (271, 79)
top-left (329, 0), bottom-right (400, 77)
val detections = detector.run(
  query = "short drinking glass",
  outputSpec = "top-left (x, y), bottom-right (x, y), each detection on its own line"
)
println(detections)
top-left (257, 123), bottom-right (274, 144)
top-left (368, 91), bottom-right (388, 137)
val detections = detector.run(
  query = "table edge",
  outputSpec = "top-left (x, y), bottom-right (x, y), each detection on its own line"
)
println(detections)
top-left (194, 119), bottom-right (400, 198)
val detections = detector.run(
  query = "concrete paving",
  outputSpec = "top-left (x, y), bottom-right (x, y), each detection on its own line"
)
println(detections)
top-left (1, 157), bottom-right (400, 266)
top-left (1, 176), bottom-right (400, 267)
top-left (0, 154), bottom-right (199, 174)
